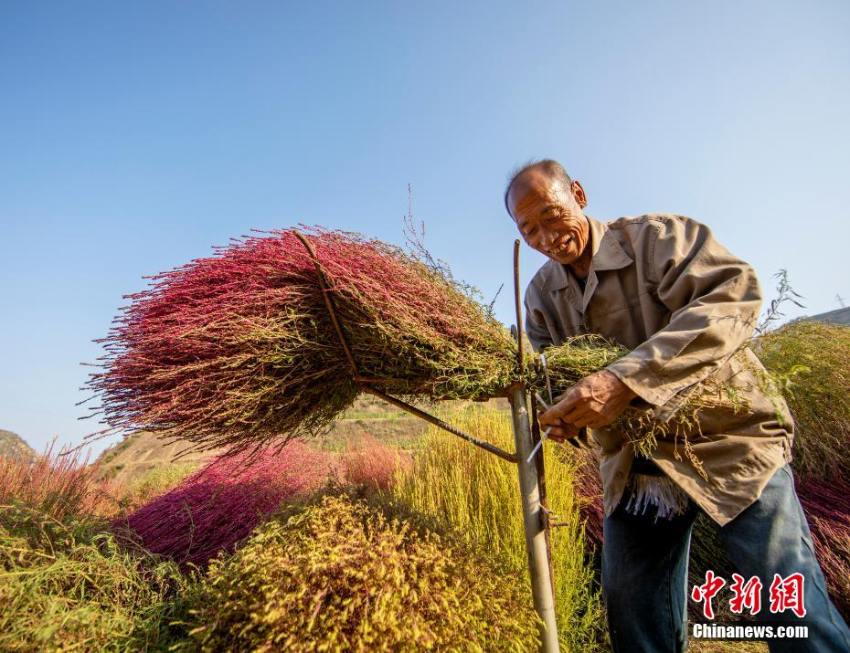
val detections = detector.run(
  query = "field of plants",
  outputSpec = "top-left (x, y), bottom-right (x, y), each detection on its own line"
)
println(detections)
top-left (2, 321), bottom-right (848, 651)
top-left (2, 412), bottom-right (553, 652)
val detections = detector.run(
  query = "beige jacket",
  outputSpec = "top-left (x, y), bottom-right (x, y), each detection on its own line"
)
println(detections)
top-left (524, 213), bottom-right (794, 526)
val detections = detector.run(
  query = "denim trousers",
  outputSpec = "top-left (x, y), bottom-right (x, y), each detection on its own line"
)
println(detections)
top-left (602, 463), bottom-right (850, 652)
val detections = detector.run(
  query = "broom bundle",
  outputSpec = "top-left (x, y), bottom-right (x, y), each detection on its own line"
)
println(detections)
top-left (113, 440), bottom-right (332, 568)
top-left (85, 227), bottom-right (517, 454)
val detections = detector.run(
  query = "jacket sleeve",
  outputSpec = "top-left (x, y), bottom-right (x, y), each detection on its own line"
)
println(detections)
top-left (605, 216), bottom-right (762, 407)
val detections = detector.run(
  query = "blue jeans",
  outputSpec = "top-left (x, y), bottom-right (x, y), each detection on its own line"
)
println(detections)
top-left (602, 463), bottom-right (850, 652)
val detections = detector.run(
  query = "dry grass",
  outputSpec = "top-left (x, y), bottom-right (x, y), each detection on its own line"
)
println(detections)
top-left (0, 443), bottom-right (120, 521)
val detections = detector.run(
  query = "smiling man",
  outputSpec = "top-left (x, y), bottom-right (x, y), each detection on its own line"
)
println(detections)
top-left (504, 159), bottom-right (850, 653)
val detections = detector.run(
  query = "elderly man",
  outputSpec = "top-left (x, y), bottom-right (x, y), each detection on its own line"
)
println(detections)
top-left (505, 159), bottom-right (850, 653)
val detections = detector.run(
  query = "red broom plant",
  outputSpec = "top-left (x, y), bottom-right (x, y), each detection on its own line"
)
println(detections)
top-left (113, 440), bottom-right (331, 569)
top-left (796, 476), bottom-right (850, 621)
top-left (338, 433), bottom-right (412, 493)
top-left (85, 227), bottom-right (516, 455)
top-left (569, 448), bottom-right (604, 551)
top-left (0, 441), bottom-right (119, 521)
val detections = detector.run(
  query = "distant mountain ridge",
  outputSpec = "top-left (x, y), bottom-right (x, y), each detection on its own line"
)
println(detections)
top-left (0, 430), bottom-right (36, 461)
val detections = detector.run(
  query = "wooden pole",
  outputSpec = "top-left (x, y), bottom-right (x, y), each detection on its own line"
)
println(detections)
top-left (509, 384), bottom-right (560, 652)
top-left (512, 240), bottom-right (560, 652)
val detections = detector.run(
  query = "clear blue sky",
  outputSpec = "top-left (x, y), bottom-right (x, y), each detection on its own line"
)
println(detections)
top-left (2, 1), bottom-right (848, 456)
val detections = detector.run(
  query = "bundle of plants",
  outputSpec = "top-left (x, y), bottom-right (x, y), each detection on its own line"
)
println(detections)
top-left (753, 321), bottom-right (850, 483)
top-left (0, 441), bottom-right (119, 521)
top-left (533, 335), bottom-right (760, 479)
top-left (85, 227), bottom-right (517, 454)
top-left (0, 502), bottom-right (187, 652)
top-left (114, 440), bottom-right (331, 568)
top-left (172, 493), bottom-right (541, 652)
top-left (796, 475), bottom-right (850, 621)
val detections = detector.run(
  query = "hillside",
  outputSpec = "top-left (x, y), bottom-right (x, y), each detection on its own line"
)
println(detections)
top-left (94, 395), bottom-right (509, 485)
top-left (0, 430), bottom-right (35, 462)
top-left (94, 430), bottom-right (226, 485)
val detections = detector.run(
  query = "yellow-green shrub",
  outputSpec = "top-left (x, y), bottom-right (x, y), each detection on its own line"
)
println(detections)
top-left (755, 321), bottom-right (850, 481)
top-left (0, 502), bottom-right (187, 652)
top-left (390, 404), bottom-right (607, 652)
top-left (178, 493), bottom-right (540, 652)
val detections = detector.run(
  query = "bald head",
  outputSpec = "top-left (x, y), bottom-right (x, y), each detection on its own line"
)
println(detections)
top-left (504, 158), bottom-right (590, 268)
top-left (504, 159), bottom-right (572, 217)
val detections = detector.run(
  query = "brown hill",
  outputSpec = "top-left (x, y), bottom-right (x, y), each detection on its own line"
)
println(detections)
top-left (0, 429), bottom-right (35, 462)
top-left (94, 431), bottom-right (225, 486)
top-left (94, 395), bottom-right (509, 486)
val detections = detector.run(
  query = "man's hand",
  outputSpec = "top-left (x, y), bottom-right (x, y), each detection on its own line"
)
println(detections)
top-left (539, 369), bottom-right (637, 441)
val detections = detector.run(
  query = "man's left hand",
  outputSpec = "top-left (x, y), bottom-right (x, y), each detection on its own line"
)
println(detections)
top-left (539, 369), bottom-right (637, 431)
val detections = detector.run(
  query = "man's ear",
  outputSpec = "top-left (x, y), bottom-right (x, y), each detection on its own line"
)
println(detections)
top-left (571, 180), bottom-right (588, 209)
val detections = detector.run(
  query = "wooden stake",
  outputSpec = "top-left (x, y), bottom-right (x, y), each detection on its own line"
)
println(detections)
top-left (512, 240), bottom-right (560, 652)
top-left (509, 383), bottom-right (560, 652)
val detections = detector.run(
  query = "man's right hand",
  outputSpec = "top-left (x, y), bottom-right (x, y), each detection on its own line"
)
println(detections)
top-left (545, 421), bottom-right (582, 443)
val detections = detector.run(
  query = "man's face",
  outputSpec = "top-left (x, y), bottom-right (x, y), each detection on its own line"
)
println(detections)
top-left (507, 168), bottom-right (589, 265)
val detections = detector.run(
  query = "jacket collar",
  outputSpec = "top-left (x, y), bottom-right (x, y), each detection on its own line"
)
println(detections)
top-left (543, 215), bottom-right (633, 291)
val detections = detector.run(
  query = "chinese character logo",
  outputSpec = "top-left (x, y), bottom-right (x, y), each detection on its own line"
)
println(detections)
top-left (769, 573), bottom-right (806, 618)
top-left (729, 573), bottom-right (763, 615)
top-left (691, 570), bottom-right (727, 620)
top-left (690, 571), bottom-right (807, 620)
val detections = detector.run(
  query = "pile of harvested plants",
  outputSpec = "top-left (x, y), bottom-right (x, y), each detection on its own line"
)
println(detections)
top-left (113, 440), bottom-right (331, 568)
top-left (85, 227), bottom-right (516, 454)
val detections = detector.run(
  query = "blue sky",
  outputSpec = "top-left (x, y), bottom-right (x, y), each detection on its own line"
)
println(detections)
top-left (1, 1), bottom-right (848, 455)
